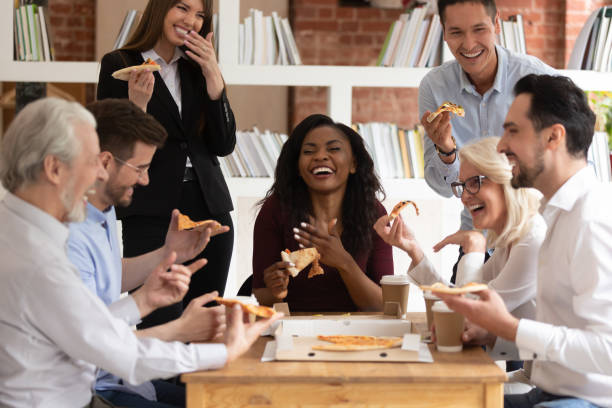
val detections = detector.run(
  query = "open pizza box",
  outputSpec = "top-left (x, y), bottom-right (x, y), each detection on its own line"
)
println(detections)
top-left (262, 311), bottom-right (433, 363)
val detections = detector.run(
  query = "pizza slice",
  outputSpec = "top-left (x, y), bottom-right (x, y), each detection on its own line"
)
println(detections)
top-left (213, 297), bottom-right (276, 318)
top-left (111, 58), bottom-right (161, 81)
top-left (177, 212), bottom-right (222, 232)
top-left (313, 335), bottom-right (403, 351)
top-left (419, 281), bottom-right (488, 295)
top-left (280, 248), bottom-right (324, 278)
top-left (426, 101), bottom-right (465, 123)
top-left (389, 200), bottom-right (419, 220)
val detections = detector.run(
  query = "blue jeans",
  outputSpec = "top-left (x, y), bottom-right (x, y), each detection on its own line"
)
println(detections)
top-left (97, 380), bottom-right (185, 408)
top-left (505, 388), bottom-right (600, 408)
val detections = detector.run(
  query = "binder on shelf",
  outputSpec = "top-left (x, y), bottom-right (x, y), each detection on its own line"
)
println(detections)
top-left (272, 12), bottom-right (289, 65)
top-left (38, 7), bottom-right (51, 61)
top-left (569, 7), bottom-right (612, 72)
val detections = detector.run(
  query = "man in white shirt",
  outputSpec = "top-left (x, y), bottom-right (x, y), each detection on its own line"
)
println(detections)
top-left (68, 98), bottom-right (230, 407)
top-left (436, 74), bottom-right (612, 407)
top-left (0, 97), bottom-right (280, 408)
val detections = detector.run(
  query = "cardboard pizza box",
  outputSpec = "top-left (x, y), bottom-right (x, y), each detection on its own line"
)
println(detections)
top-left (272, 319), bottom-right (430, 362)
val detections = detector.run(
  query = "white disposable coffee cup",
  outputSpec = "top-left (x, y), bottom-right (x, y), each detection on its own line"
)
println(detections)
top-left (380, 275), bottom-right (410, 318)
top-left (432, 300), bottom-right (464, 352)
top-left (423, 291), bottom-right (441, 331)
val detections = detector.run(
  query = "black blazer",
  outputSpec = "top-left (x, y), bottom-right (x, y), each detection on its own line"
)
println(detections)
top-left (97, 49), bottom-right (236, 218)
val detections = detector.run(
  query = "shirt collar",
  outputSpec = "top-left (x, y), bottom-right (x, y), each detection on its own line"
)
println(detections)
top-left (3, 191), bottom-right (70, 248)
top-left (539, 166), bottom-right (596, 218)
top-left (142, 47), bottom-right (185, 66)
top-left (84, 202), bottom-right (113, 227)
top-left (459, 45), bottom-right (505, 95)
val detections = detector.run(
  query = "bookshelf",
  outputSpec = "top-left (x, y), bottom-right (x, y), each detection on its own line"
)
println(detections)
top-left (1, 0), bottom-right (611, 305)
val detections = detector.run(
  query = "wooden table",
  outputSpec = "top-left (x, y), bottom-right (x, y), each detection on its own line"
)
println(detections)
top-left (182, 312), bottom-right (506, 407)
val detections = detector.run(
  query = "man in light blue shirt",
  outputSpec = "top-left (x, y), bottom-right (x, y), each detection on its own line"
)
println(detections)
top-left (419, 0), bottom-right (556, 235)
top-left (68, 99), bottom-right (229, 408)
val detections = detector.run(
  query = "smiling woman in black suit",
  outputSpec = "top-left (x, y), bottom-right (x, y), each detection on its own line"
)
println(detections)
top-left (97, 0), bottom-right (236, 329)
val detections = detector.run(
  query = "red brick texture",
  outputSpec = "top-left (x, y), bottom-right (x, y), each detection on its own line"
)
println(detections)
top-left (48, 0), bottom-right (612, 127)
top-left (291, 0), bottom-right (612, 129)
top-left (48, 0), bottom-right (95, 62)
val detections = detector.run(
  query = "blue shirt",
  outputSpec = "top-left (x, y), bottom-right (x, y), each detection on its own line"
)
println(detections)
top-left (67, 203), bottom-right (156, 401)
top-left (418, 45), bottom-right (557, 230)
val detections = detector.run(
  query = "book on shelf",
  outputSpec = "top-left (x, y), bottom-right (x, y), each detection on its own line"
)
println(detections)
top-left (497, 15), bottom-right (526, 54)
top-left (13, 3), bottom-right (54, 62)
top-left (238, 9), bottom-right (301, 66)
top-left (356, 123), bottom-right (426, 179)
top-left (113, 9), bottom-right (139, 50)
top-left (569, 6), bottom-right (612, 71)
top-left (377, 5), bottom-right (453, 68)
top-left (219, 129), bottom-right (289, 178)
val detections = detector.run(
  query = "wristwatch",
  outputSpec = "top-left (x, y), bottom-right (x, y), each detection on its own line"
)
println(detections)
top-left (435, 136), bottom-right (457, 157)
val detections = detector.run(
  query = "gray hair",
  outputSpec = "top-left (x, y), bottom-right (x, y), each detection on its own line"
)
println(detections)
top-left (0, 97), bottom-right (96, 192)
top-left (458, 137), bottom-right (541, 248)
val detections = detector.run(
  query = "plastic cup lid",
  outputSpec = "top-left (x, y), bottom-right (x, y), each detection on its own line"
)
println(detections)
top-left (431, 300), bottom-right (454, 313)
top-left (380, 275), bottom-right (410, 285)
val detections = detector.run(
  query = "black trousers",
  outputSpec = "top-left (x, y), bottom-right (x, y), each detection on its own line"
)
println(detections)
top-left (122, 179), bottom-right (234, 329)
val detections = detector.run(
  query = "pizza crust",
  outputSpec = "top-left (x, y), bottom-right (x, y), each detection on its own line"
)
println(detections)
top-left (111, 59), bottom-right (161, 81)
top-left (419, 281), bottom-right (488, 294)
top-left (213, 297), bottom-right (276, 318)
top-left (426, 101), bottom-right (465, 123)
top-left (177, 212), bottom-right (222, 232)
top-left (389, 200), bottom-right (419, 220)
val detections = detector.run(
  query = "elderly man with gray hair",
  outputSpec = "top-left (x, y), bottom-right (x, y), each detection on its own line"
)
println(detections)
top-left (0, 97), bottom-right (280, 408)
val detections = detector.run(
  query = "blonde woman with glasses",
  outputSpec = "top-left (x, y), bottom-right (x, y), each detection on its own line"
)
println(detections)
top-left (374, 137), bottom-right (545, 366)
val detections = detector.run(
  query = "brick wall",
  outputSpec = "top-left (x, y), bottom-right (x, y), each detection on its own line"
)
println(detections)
top-left (291, 0), bottom-right (612, 129)
top-left (48, 0), bottom-right (95, 61)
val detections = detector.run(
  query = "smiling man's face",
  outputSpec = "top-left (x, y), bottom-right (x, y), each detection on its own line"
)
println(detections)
top-left (442, 2), bottom-right (500, 85)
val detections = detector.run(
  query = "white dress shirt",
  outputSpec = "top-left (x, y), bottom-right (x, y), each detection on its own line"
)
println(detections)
top-left (141, 47), bottom-right (195, 169)
top-left (0, 193), bottom-right (227, 408)
top-left (408, 216), bottom-right (545, 360)
top-left (409, 214), bottom-right (544, 318)
top-left (516, 167), bottom-right (612, 407)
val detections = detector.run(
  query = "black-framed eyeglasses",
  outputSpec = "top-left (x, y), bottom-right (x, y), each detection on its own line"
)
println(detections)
top-left (451, 175), bottom-right (487, 198)
top-left (113, 155), bottom-right (150, 179)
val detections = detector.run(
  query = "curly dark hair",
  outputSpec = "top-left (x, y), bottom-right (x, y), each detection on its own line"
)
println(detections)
top-left (260, 114), bottom-right (385, 253)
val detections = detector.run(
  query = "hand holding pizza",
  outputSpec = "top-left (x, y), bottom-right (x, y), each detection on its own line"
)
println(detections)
top-left (294, 218), bottom-right (353, 271)
top-left (262, 261), bottom-right (292, 300)
top-left (132, 252), bottom-right (207, 318)
top-left (183, 31), bottom-right (224, 100)
top-left (420, 110), bottom-right (454, 157)
top-left (373, 214), bottom-right (424, 266)
top-left (433, 230), bottom-right (486, 254)
top-left (163, 209), bottom-right (229, 264)
top-left (128, 68), bottom-right (155, 112)
top-left (223, 303), bottom-right (283, 363)
top-left (174, 291), bottom-right (226, 343)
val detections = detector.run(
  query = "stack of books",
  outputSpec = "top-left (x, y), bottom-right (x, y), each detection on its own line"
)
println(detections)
top-left (13, 1), bottom-right (54, 61)
top-left (376, 6), bottom-right (443, 67)
top-left (239, 9), bottom-right (301, 65)
top-left (498, 15), bottom-right (526, 54)
top-left (355, 123), bottom-right (425, 179)
top-left (219, 128), bottom-right (288, 178)
top-left (568, 7), bottom-right (612, 72)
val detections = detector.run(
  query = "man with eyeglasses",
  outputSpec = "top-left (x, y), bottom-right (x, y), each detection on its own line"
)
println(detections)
top-left (437, 75), bottom-right (612, 407)
top-left (67, 99), bottom-right (230, 407)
